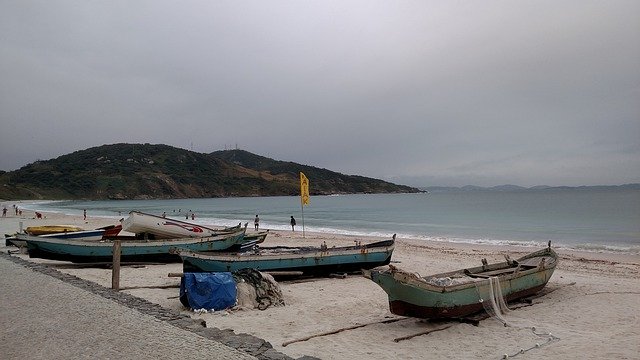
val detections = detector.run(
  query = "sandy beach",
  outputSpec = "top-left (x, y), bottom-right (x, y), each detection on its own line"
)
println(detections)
top-left (1, 205), bottom-right (638, 359)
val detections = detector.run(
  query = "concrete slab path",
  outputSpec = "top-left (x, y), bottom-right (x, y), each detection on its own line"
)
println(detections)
top-left (1, 254), bottom-right (258, 360)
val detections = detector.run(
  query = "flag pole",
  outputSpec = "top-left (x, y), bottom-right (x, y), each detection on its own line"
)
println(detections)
top-left (301, 196), bottom-right (305, 238)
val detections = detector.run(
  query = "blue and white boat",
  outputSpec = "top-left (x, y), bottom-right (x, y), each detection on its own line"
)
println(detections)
top-left (7, 229), bottom-right (105, 247)
top-left (174, 235), bottom-right (396, 275)
top-left (40, 229), bottom-right (105, 240)
top-left (16, 228), bottom-right (247, 263)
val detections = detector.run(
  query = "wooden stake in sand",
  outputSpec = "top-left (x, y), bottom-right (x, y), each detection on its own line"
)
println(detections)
top-left (393, 324), bottom-right (453, 342)
top-left (282, 318), bottom-right (404, 347)
top-left (111, 240), bottom-right (121, 291)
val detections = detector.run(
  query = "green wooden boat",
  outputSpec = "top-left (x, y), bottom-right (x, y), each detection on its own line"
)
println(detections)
top-left (175, 236), bottom-right (396, 275)
top-left (364, 244), bottom-right (557, 319)
top-left (17, 228), bottom-right (247, 263)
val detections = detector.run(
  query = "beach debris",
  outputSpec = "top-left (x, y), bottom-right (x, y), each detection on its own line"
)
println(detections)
top-left (329, 272), bottom-right (347, 279)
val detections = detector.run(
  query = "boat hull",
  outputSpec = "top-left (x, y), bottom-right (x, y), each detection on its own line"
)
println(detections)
top-left (179, 239), bottom-right (395, 275)
top-left (121, 211), bottom-right (240, 239)
top-left (18, 229), bottom-right (246, 263)
top-left (366, 247), bottom-right (557, 319)
top-left (98, 224), bottom-right (123, 238)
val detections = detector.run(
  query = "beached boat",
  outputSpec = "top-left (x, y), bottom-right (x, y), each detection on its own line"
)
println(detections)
top-left (25, 225), bottom-right (85, 236)
top-left (121, 211), bottom-right (242, 239)
top-left (39, 229), bottom-right (105, 240)
top-left (97, 224), bottom-right (122, 238)
top-left (174, 235), bottom-right (396, 275)
top-left (17, 228), bottom-right (247, 263)
top-left (7, 229), bottom-right (106, 247)
top-left (363, 244), bottom-right (557, 319)
top-left (235, 230), bottom-right (269, 251)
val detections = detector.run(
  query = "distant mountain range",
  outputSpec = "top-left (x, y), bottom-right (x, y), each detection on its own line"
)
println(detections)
top-left (422, 183), bottom-right (640, 193)
top-left (0, 143), bottom-right (422, 200)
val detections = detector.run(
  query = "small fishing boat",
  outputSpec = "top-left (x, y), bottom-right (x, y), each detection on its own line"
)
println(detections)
top-left (174, 235), bottom-right (396, 275)
top-left (16, 228), bottom-right (247, 263)
top-left (7, 229), bottom-right (106, 247)
top-left (25, 225), bottom-right (85, 236)
top-left (97, 224), bottom-right (123, 238)
top-left (364, 244), bottom-right (557, 319)
top-left (40, 229), bottom-right (105, 240)
top-left (121, 211), bottom-right (242, 239)
top-left (235, 230), bottom-right (269, 251)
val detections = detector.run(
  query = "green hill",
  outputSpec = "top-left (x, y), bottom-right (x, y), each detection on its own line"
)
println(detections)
top-left (0, 143), bottom-right (421, 200)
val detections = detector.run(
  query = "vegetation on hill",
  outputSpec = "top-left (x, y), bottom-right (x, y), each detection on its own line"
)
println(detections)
top-left (0, 143), bottom-right (422, 200)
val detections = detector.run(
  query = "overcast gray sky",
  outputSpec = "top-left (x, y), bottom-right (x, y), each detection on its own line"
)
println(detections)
top-left (1, 1), bottom-right (638, 187)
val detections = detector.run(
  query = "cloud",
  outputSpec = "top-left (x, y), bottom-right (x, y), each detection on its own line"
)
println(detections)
top-left (1, 1), bottom-right (638, 187)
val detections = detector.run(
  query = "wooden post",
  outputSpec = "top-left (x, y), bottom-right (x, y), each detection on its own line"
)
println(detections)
top-left (112, 240), bottom-right (121, 291)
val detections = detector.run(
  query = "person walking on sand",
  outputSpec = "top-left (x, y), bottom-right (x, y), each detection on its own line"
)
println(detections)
top-left (2, 206), bottom-right (7, 217)
top-left (83, 209), bottom-right (87, 220)
top-left (290, 216), bottom-right (296, 231)
top-left (254, 215), bottom-right (260, 231)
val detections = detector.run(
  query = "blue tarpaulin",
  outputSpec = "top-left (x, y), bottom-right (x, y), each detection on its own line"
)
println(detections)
top-left (180, 272), bottom-right (237, 310)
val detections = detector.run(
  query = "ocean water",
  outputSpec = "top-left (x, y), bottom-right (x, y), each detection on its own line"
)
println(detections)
top-left (22, 188), bottom-right (640, 254)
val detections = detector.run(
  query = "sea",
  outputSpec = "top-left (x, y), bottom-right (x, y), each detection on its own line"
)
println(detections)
top-left (19, 188), bottom-right (640, 255)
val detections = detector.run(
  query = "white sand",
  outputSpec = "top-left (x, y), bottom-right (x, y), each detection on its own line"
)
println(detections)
top-left (1, 206), bottom-right (638, 359)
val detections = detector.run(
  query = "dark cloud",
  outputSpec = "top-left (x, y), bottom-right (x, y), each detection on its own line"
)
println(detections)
top-left (1, 1), bottom-right (638, 187)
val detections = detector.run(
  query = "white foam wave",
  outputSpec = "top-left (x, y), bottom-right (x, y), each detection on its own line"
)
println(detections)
top-left (17, 202), bottom-right (639, 255)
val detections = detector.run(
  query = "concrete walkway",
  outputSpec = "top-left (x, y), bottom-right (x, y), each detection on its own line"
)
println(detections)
top-left (0, 254), bottom-right (263, 360)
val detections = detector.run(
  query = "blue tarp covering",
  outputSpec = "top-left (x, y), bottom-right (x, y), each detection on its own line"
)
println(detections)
top-left (180, 272), bottom-right (237, 311)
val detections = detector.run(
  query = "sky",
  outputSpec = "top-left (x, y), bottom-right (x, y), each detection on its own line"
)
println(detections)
top-left (1, 1), bottom-right (639, 187)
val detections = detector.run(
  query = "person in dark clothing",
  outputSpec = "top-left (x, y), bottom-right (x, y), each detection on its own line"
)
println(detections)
top-left (290, 216), bottom-right (296, 231)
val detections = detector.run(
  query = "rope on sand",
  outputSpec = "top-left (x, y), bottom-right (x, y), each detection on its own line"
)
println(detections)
top-left (500, 327), bottom-right (560, 359)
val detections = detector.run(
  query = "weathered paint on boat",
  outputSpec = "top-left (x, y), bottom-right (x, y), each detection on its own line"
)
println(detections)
top-left (98, 224), bottom-right (123, 238)
top-left (177, 237), bottom-right (395, 275)
top-left (17, 229), bottom-right (246, 263)
top-left (364, 246), bottom-right (557, 319)
top-left (40, 229), bottom-right (105, 240)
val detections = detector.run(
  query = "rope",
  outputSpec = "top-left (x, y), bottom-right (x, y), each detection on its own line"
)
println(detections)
top-left (476, 277), bottom-right (561, 359)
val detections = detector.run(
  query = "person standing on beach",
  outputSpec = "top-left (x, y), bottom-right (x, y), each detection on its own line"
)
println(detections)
top-left (290, 216), bottom-right (296, 231)
top-left (254, 215), bottom-right (260, 231)
top-left (2, 206), bottom-right (6, 217)
top-left (83, 209), bottom-right (87, 220)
